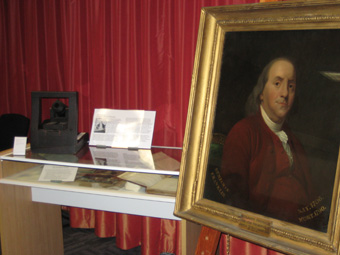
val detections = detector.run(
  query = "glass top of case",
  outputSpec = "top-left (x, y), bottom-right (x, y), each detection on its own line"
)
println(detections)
top-left (1, 145), bottom-right (182, 175)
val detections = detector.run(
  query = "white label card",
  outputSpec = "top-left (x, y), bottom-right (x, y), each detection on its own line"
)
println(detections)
top-left (13, 136), bottom-right (27, 155)
top-left (39, 165), bottom-right (78, 182)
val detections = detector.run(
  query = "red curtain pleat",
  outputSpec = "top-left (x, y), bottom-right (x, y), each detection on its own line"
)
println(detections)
top-left (1, 0), bottom-right (261, 146)
top-left (1, 0), bottom-right (287, 254)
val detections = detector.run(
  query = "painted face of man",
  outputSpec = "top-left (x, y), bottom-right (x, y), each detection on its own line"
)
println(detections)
top-left (260, 59), bottom-right (296, 124)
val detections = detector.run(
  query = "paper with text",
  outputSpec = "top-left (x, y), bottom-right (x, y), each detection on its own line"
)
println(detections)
top-left (89, 109), bottom-right (156, 149)
top-left (39, 165), bottom-right (78, 182)
top-left (89, 147), bottom-right (155, 170)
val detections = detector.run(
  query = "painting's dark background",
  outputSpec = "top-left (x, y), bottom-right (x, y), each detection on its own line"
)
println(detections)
top-left (204, 29), bottom-right (340, 231)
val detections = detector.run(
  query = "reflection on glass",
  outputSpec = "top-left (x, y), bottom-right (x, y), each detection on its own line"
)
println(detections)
top-left (3, 145), bottom-right (182, 173)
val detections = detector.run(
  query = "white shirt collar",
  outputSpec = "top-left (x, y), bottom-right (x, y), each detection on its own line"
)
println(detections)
top-left (260, 106), bottom-right (292, 165)
top-left (260, 105), bottom-right (283, 132)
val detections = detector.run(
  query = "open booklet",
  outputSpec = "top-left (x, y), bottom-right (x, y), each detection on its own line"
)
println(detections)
top-left (116, 151), bottom-right (180, 196)
top-left (89, 109), bottom-right (156, 149)
top-left (118, 172), bottom-right (178, 197)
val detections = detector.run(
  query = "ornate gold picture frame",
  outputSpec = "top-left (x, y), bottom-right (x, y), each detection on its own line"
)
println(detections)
top-left (174, 1), bottom-right (340, 254)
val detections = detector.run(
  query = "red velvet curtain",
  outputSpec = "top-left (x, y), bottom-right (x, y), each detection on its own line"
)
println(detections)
top-left (1, 0), bottom-right (287, 254)
top-left (1, 0), bottom-right (257, 146)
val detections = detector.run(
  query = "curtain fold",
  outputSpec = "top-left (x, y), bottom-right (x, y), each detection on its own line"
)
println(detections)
top-left (1, 0), bottom-right (287, 254)
top-left (1, 0), bottom-right (262, 146)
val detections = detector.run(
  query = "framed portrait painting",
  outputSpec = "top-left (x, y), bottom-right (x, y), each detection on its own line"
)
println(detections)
top-left (174, 1), bottom-right (340, 254)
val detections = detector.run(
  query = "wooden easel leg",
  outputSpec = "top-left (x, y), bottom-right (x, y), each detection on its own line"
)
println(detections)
top-left (195, 226), bottom-right (221, 255)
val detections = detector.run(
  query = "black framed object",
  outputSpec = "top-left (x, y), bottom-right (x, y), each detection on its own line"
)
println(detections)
top-left (31, 91), bottom-right (88, 154)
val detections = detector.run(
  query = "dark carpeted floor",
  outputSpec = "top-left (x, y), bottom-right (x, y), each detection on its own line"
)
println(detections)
top-left (2, 230), bottom-right (140, 255)
top-left (62, 211), bottom-right (141, 255)
top-left (1, 227), bottom-right (141, 255)
top-left (0, 212), bottom-right (175, 255)
top-left (63, 227), bottom-right (141, 255)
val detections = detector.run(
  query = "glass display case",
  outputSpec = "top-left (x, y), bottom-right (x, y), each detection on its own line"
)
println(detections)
top-left (0, 145), bottom-right (182, 219)
top-left (0, 145), bottom-right (184, 255)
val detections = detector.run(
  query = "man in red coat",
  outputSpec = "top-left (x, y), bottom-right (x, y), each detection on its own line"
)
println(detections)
top-left (220, 57), bottom-right (317, 225)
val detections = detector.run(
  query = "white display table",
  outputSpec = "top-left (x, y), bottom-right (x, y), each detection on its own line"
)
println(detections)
top-left (0, 145), bottom-right (198, 255)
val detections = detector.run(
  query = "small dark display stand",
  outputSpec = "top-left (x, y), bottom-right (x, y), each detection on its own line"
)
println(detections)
top-left (31, 91), bottom-right (88, 154)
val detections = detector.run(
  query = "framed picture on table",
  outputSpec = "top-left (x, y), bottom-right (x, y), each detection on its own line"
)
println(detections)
top-left (174, 1), bottom-right (340, 254)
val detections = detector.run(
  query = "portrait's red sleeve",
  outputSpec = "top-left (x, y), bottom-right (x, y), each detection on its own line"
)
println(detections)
top-left (220, 120), bottom-right (252, 207)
